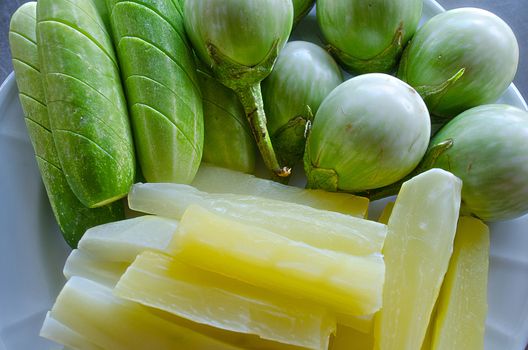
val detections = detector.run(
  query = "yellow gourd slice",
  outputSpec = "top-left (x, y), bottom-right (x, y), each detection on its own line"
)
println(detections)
top-left (373, 169), bottom-right (462, 350)
top-left (129, 183), bottom-right (386, 256)
top-left (430, 216), bottom-right (490, 350)
top-left (331, 325), bottom-right (374, 350)
top-left (193, 164), bottom-right (369, 217)
top-left (78, 215), bottom-right (178, 262)
top-left (114, 250), bottom-right (336, 350)
top-left (173, 205), bottom-right (385, 316)
top-left (40, 312), bottom-right (104, 350)
top-left (49, 277), bottom-right (245, 350)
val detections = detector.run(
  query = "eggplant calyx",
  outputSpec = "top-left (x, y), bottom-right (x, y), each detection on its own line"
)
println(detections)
top-left (306, 166), bottom-right (339, 192)
top-left (414, 68), bottom-right (466, 113)
top-left (326, 22), bottom-right (405, 74)
top-left (207, 39), bottom-right (281, 90)
top-left (272, 106), bottom-right (314, 170)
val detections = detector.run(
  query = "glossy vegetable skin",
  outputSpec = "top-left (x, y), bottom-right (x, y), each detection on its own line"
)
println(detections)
top-left (183, 0), bottom-right (294, 178)
top-left (427, 104), bottom-right (528, 221)
top-left (305, 73), bottom-right (430, 192)
top-left (198, 69), bottom-right (256, 173)
top-left (317, 0), bottom-right (422, 73)
top-left (262, 41), bottom-right (342, 170)
top-left (398, 8), bottom-right (519, 118)
top-left (37, 0), bottom-right (135, 207)
top-left (107, 0), bottom-right (204, 183)
top-left (9, 2), bottom-right (123, 248)
top-left (293, 0), bottom-right (315, 25)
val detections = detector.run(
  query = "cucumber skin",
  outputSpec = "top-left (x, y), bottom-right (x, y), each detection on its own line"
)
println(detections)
top-left (106, 0), bottom-right (204, 183)
top-left (9, 2), bottom-right (124, 248)
top-left (37, 0), bottom-right (135, 208)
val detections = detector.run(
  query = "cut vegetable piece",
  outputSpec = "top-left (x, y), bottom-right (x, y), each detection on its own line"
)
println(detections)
top-left (373, 169), bottom-right (462, 350)
top-left (331, 325), bottom-right (374, 350)
top-left (336, 313), bottom-right (373, 334)
top-left (129, 183), bottom-right (386, 256)
top-left (173, 205), bottom-right (384, 316)
top-left (378, 202), bottom-right (394, 225)
top-left (50, 277), bottom-right (244, 350)
top-left (40, 312), bottom-right (104, 350)
top-left (78, 215), bottom-right (178, 262)
top-left (37, 0), bottom-right (135, 207)
top-left (115, 251), bottom-right (335, 350)
top-left (63, 249), bottom-right (127, 287)
top-left (153, 310), bottom-right (307, 350)
top-left (430, 216), bottom-right (489, 350)
top-left (193, 164), bottom-right (369, 217)
top-left (106, 0), bottom-right (203, 183)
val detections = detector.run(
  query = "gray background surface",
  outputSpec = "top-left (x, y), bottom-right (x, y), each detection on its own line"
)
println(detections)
top-left (0, 1), bottom-right (527, 349)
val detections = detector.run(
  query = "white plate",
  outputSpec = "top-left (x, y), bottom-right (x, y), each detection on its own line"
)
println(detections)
top-left (0, 1), bottom-right (527, 349)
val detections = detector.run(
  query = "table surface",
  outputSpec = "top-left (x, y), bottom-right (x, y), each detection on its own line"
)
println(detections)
top-left (0, 1), bottom-right (527, 350)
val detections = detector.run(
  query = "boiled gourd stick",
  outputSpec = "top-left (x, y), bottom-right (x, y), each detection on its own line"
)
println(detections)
top-left (154, 310), bottom-right (308, 350)
top-left (114, 250), bottom-right (336, 350)
top-left (373, 169), bottom-right (462, 350)
top-left (331, 325), bottom-right (374, 350)
top-left (193, 164), bottom-right (369, 217)
top-left (430, 216), bottom-right (490, 350)
top-left (378, 202), bottom-right (394, 225)
top-left (129, 183), bottom-right (386, 256)
top-left (173, 205), bottom-right (385, 316)
top-left (50, 277), bottom-right (244, 350)
top-left (336, 313), bottom-right (373, 334)
top-left (63, 249), bottom-right (128, 287)
top-left (77, 215), bottom-right (178, 262)
top-left (40, 312), bottom-right (104, 350)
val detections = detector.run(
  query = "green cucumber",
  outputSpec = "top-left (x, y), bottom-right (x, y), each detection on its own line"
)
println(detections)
top-left (106, 0), bottom-right (203, 183)
top-left (9, 2), bottom-right (124, 248)
top-left (37, 0), bottom-right (135, 208)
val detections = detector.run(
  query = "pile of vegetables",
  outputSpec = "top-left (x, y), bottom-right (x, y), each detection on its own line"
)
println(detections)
top-left (7, 0), bottom-right (527, 348)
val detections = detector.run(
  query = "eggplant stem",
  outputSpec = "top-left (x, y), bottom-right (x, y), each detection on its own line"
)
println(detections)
top-left (235, 84), bottom-right (291, 178)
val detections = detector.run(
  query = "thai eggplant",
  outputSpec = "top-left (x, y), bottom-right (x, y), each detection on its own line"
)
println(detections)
top-left (317, 0), bottom-right (422, 73)
top-left (398, 8), bottom-right (519, 118)
top-left (183, 0), bottom-right (294, 178)
top-left (304, 73), bottom-right (430, 192)
top-left (197, 68), bottom-right (256, 174)
top-left (262, 41), bottom-right (342, 170)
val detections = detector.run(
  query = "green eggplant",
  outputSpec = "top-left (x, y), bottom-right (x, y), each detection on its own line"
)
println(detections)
top-left (9, 2), bottom-right (123, 248)
top-left (317, 0), bottom-right (422, 73)
top-left (198, 68), bottom-right (256, 174)
top-left (293, 0), bottom-right (315, 25)
top-left (183, 0), bottom-right (294, 179)
top-left (262, 41), bottom-right (342, 170)
top-left (37, 0), bottom-right (135, 208)
top-left (398, 8), bottom-right (519, 119)
top-left (426, 105), bottom-right (528, 221)
top-left (305, 73), bottom-right (430, 192)
top-left (106, 0), bottom-right (204, 183)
